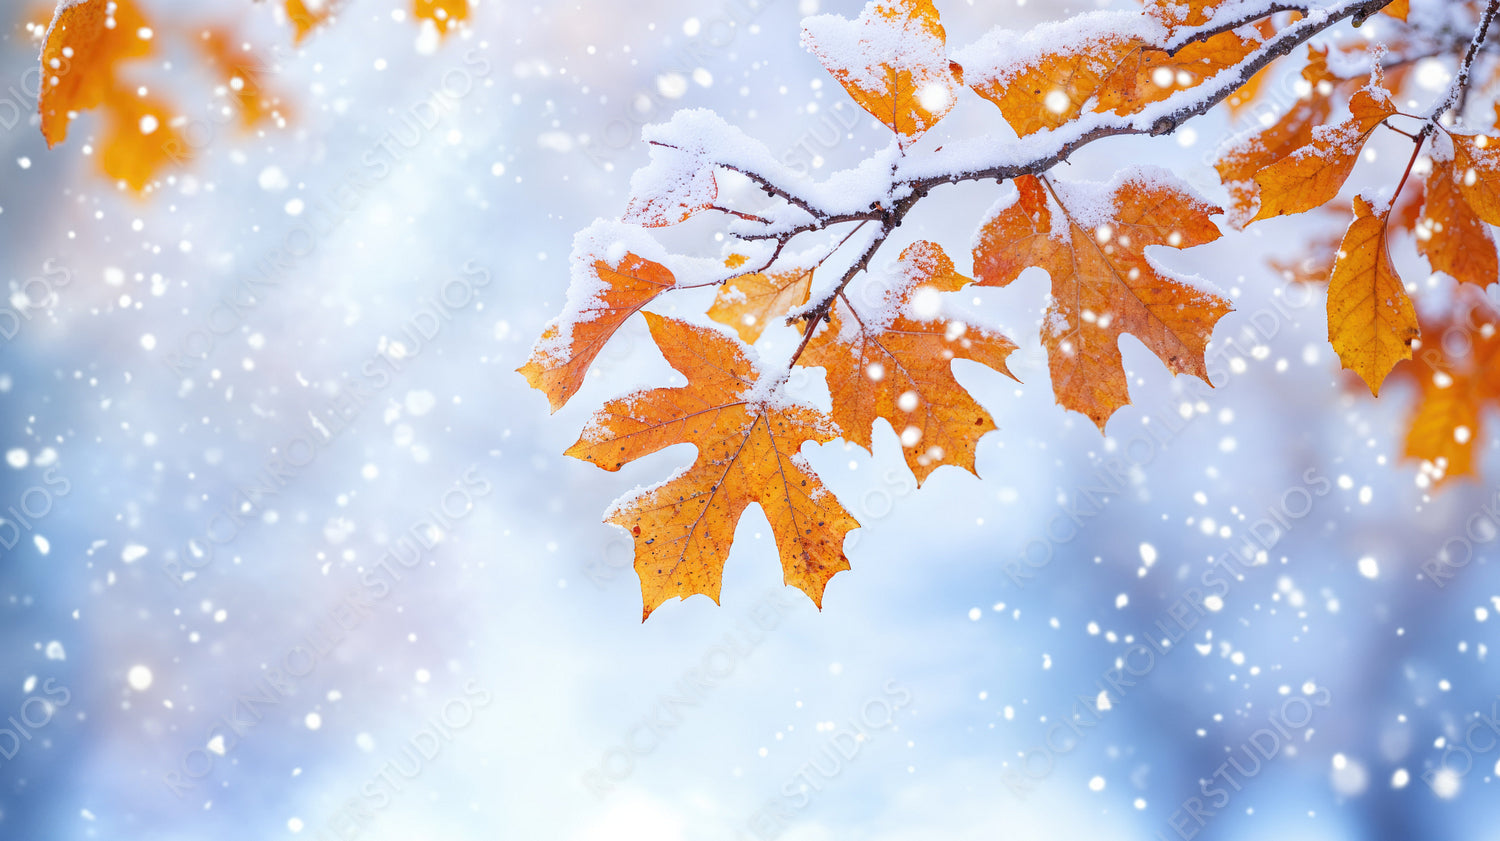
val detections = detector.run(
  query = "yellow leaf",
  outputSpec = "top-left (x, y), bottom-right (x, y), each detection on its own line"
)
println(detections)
top-left (567, 314), bottom-right (859, 619)
top-left (1327, 196), bottom-right (1418, 395)
top-left (707, 260), bottom-right (814, 344)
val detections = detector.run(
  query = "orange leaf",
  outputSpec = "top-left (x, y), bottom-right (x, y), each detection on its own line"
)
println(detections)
top-left (1327, 196), bottom-right (1418, 395)
top-left (802, 0), bottom-right (960, 146)
top-left (1216, 94), bottom-right (1334, 221)
top-left (1419, 156), bottom-right (1499, 287)
top-left (519, 252), bottom-right (675, 411)
top-left (1450, 132), bottom-right (1500, 225)
top-left (38, 0), bottom-right (153, 147)
top-left (1394, 292), bottom-right (1500, 484)
top-left (414, 0), bottom-right (468, 35)
top-left (973, 171), bottom-right (1231, 429)
top-left (962, 14), bottom-right (1256, 137)
top-left (286, 0), bottom-right (334, 44)
top-left (100, 89), bottom-right (186, 192)
top-left (1383, 0), bottom-right (1410, 20)
top-left (1250, 86), bottom-right (1395, 221)
top-left (707, 260), bottom-right (814, 344)
top-left (567, 314), bottom-right (859, 619)
top-left (1145, 0), bottom-right (1217, 28)
top-left (800, 241), bottom-right (1018, 485)
top-left (197, 28), bottom-right (292, 131)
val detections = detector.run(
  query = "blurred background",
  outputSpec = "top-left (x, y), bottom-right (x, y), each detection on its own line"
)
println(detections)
top-left (0, 0), bottom-right (1498, 839)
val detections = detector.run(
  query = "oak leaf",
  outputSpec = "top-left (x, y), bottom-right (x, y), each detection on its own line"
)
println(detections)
top-left (1249, 85), bottom-right (1395, 221)
top-left (567, 314), bottom-right (859, 619)
top-left (801, 0), bottom-right (961, 146)
top-left (1449, 132), bottom-right (1500, 226)
top-left (962, 14), bottom-right (1257, 138)
top-left (800, 241), bottom-right (1018, 485)
top-left (519, 251), bottom-right (675, 411)
top-left (707, 257), bottom-right (814, 344)
top-left (38, 0), bottom-right (153, 147)
top-left (1327, 196), bottom-right (1418, 395)
top-left (1418, 156), bottom-right (1498, 287)
top-left (973, 171), bottom-right (1231, 430)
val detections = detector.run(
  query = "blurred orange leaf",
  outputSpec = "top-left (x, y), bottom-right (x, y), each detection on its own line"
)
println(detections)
top-left (415, 0), bottom-right (469, 35)
top-left (197, 28), bottom-right (292, 130)
top-left (286, 0), bottom-right (334, 44)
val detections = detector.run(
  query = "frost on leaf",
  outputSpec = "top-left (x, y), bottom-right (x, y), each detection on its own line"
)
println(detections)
top-left (959, 9), bottom-right (1257, 138)
top-left (800, 241), bottom-right (1019, 485)
top-left (1216, 47), bottom-right (1339, 223)
top-left (38, 0), bottom-right (153, 147)
top-left (519, 250), bottom-right (676, 412)
top-left (707, 255), bottom-right (814, 344)
top-left (567, 314), bottom-right (859, 619)
top-left (973, 170), bottom-right (1230, 430)
top-left (801, 0), bottom-right (961, 146)
top-left (1327, 196), bottom-right (1418, 396)
top-left (623, 113), bottom-right (724, 227)
top-left (1449, 132), bottom-right (1500, 227)
top-left (1419, 156), bottom-right (1498, 288)
top-left (1249, 85), bottom-right (1395, 222)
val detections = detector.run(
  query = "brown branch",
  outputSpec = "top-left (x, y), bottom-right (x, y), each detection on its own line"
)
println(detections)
top-left (677, 0), bottom-right (1399, 366)
top-left (1163, 3), bottom-right (1311, 56)
top-left (1443, 0), bottom-right (1500, 121)
top-left (919, 0), bottom-right (1395, 188)
top-left (647, 139), bottom-right (825, 219)
top-left (786, 220), bottom-right (894, 368)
